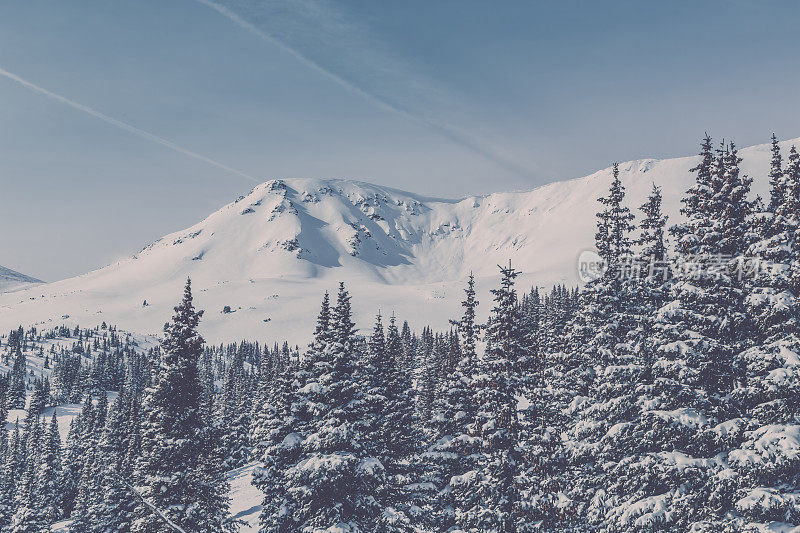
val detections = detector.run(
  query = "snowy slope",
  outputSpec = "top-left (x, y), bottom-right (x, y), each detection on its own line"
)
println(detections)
top-left (228, 463), bottom-right (262, 532)
top-left (0, 138), bottom-right (788, 343)
top-left (0, 265), bottom-right (42, 293)
top-left (0, 328), bottom-right (158, 440)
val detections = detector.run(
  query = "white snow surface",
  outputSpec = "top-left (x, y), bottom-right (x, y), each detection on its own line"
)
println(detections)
top-left (0, 138), bottom-right (788, 343)
top-left (0, 265), bottom-right (42, 294)
top-left (228, 462), bottom-right (262, 532)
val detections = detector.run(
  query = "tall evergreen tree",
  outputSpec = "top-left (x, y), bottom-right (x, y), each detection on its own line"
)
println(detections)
top-left (133, 279), bottom-right (232, 532)
top-left (313, 291), bottom-right (332, 350)
top-left (89, 391), bottom-right (140, 533)
top-left (36, 413), bottom-right (62, 528)
top-left (604, 137), bottom-right (753, 529)
top-left (255, 284), bottom-right (383, 531)
top-left (566, 162), bottom-right (637, 368)
top-left (418, 275), bottom-right (483, 531)
top-left (456, 263), bottom-right (525, 532)
top-left (220, 362), bottom-right (252, 470)
top-left (363, 312), bottom-right (419, 532)
top-left (767, 133), bottom-right (785, 212)
top-left (729, 140), bottom-right (800, 528)
top-left (638, 183), bottom-right (669, 276)
top-left (0, 422), bottom-right (22, 528)
top-left (12, 415), bottom-right (50, 533)
top-left (555, 166), bottom-right (652, 529)
top-left (62, 398), bottom-right (96, 520)
top-left (457, 272), bottom-right (479, 362)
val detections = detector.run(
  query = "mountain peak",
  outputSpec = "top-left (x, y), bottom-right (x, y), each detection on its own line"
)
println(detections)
top-left (0, 138), bottom-right (787, 342)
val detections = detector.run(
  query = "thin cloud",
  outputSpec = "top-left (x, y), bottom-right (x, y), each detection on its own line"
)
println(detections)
top-left (0, 66), bottom-right (260, 183)
top-left (195, 0), bottom-right (535, 181)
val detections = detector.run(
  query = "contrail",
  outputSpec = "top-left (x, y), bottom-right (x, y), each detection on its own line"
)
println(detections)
top-left (0, 66), bottom-right (260, 183)
top-left (194, 0), bottom-right (535, 180)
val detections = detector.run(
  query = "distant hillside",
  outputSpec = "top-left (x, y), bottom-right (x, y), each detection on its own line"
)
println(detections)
top-left (0, 265), bottom-right (42, 293)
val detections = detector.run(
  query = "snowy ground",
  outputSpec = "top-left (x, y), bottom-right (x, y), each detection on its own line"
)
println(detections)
top-left (228, 463), bottom-right (263, 532)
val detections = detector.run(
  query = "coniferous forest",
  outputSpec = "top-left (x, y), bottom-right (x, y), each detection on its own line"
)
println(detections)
top-left (2, 134), bottom-right (800, 531)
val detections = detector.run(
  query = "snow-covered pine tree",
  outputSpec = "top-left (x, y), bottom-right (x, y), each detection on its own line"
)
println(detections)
top-left (0, 422), bottom-right (22, 528)
top-left (120, 371), bottom-right (145, 476)
top-left (518, 286), bottom-right (541, 371)
top-left (313, 290), bottom-right (332, 351)
top-left (638, 183), bottom-right (669, 278)
top-left (250, 345), bottom-right (306, 532)
top-left (88, 389), bottom-right (140, 532)
top-left (458, 272), bottom-right (479, 362)
top-left (386, 314), bottom-right (402, 371)
top-left (61, 397), bottom-right (96, 520)
top-left (380, 313), bottom-right (425, 532)
top-left (559, 163), bottom-right (638, 425)
top-left (573, 181), bottom-right (671, 528)
top-left (255, 283), bottom-right (383, 531)
top-left (11, 414), bottom-right (52, 533)
top-left (544, 163), bottom-right (639, 526)
top-left (36, 413), bottom-right (62, 528)
top-left (8, 347), bottom-right (26, 409)
top-left (361, 312), bottom-right (419, 532)
top-left (133, 278), bottom-right (232, 533)
top-left (628, 181), bottom-right (670, 347)
top-left (729, 139), bottom-right (800, 528)
top-left (455, 263), bottom-right (525, 532)
top-left (418, 274), bottom-right (483, 531)
top-left (577, 162), bottom-right (637, 359)
top-left (70, 398), bottom-right (105, 532)
top-left (220, 361), bottom-right (252, 470)
top-left (520, 283), bottom-right (582, 529)
top-left (414, 328), bottom-right (437, 431)
top-left (767, 133), bottom-right (785, 212)
top-left (605, 137), bottom-right (753, 529)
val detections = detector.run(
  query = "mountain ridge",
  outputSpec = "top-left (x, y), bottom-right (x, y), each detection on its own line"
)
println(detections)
top-left (0, 265), bottom-right (43, 293)
top-left (0, 136), bottom-right (794, 342)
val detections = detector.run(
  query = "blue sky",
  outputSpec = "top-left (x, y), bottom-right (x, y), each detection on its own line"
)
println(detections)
top-left (2, 0), bottom-right (800, 281)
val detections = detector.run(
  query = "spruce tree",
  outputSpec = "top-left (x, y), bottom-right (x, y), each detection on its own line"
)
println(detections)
top-left (12, 415), bottom-right (50, 533)
top-left (363, 312), bottom-right (418, 532)
top-left (313, 291), bottom-right (332, 350)
top-left (62, 398), bottom-right (96, 520)
top-left (729, 140), bottom-right (800, 528)
top-left (557, 167), bottom-right (654, 529)
top-left (0, 422), bottom-right (22, 528)
top-left (36, 413), bottom-right (62, 528)
top-left (220, 363), bottom-right (252, 470)
top-left (89, 391), bottom-right (139, 533)
top-left (767, 133), bottom-right (785, 212)
top-left (565, 162), bottom-right (637, 369)
top-left (456, 263), bottom-right (525, 532)
top-left (458, 272), bottom-right (479, 362)
top-left (418, 275), bottom-right (483, 531)
top-left (133, 279), bottom-right (232, 532)
top-left (605, 137), bottom-right (753, 529)
top-left (638, 183), bottom-right (669, 276)
top-left (255, 284), bottom-right (383, 531)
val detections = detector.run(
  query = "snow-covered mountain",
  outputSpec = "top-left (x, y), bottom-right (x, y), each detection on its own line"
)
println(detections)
top-left (0, 138), bottom-right (788, 342)
top-left (0, 265), bottom-right (42, 293)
